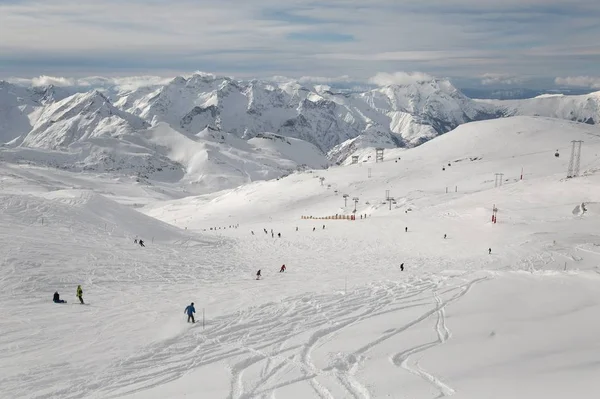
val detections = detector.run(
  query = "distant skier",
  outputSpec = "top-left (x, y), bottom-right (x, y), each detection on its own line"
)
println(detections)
top-left (322, 225), bottom-right (325, 229)
top-left (488, 248), bottom-right (492, 255)
top-left (278, 233), bottom-right (281, 238)
top-left (53, 291), bottom-right (66, 303)
top-left (444, 234), bottom-right (447, 239)
top-left (313, 227), bottom-right (316, 232)
top-left (256, 270), bottom-right (262, 280)
top-left (76, 285), bottom-right (84, 304)
top-left (296, 227), bottom-right (298, 231)
top-left (139, 239), bottom-right (145, 247)
top-left (251, 231), bottom-right (254, 235)
top-left (405, 227), bottom-right (408, 233)
top-left (134, 239), bottom-right (138, 244)
top-left (264, 229), bottom-right (268, 234)
top-left (400, 263), bottom-right (404, 271)
top-left (271, 232), bottom-right (274, 238)
top-left (184, 302), bottom-right (196, 323)
top-left (280, 264), bottom-right (286, 273)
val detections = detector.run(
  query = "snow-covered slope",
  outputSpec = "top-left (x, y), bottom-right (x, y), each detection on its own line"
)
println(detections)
top-left (1, 86), bottom-right (329, 191)
top-left (0, 81), bottom-right (41, 143)
top-left (2, 116), bottom-right (600, 399)
top-left (5, 73), bottom-right (600, 179)
top-left (20, 90), bottom-right (149, 149)
top-left (484, 90), bottom-right (600, 125)
top-left (116, 74), bottom-right (499, 154)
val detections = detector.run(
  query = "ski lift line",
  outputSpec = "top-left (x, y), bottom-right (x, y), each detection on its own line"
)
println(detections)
top-left (444, 144), bottom-right (573, 167)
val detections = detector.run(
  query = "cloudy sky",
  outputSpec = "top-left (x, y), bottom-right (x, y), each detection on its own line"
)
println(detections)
top-left (1, 0), bottom-right (599, 88)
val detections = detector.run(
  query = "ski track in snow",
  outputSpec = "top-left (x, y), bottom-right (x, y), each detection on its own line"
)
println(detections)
top-left (0, 215), bottom-right (492, 399)
top-left (4, 272), bottom-right (486, 399)
top-left (390, 277), bottom-right (487, 397)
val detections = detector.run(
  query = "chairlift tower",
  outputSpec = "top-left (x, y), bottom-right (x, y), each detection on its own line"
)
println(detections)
top-left (494, 173), bottom-right (504, 188)
top-left (376, 148), bottom-right (384, 163)
top-left (567, 140), bottom-right (583, 178)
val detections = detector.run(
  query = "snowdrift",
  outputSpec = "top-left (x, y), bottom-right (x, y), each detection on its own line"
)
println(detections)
top-left (0, 190), bottom-right (195, 243)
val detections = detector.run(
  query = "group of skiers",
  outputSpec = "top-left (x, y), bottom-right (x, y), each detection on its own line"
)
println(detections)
top-left (52, 285), bottom-right (84, 304)
top-left (133, 238), bottom-right (145, 247)
top-left (254, 225), bottom-right (328, 236)
top-left (255, 264), bottom-right (286, 280)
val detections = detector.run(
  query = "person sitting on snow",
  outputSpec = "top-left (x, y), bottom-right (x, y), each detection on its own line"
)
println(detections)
top-left (53, 291), bottom-right (66, 303)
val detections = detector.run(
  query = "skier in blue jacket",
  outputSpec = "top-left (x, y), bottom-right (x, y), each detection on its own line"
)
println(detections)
top-left (184, 302), bottom-right (196, 323)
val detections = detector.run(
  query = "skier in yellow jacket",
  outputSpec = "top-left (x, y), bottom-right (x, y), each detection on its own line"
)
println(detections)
top-left (76, 285), bottom-right (84, 304)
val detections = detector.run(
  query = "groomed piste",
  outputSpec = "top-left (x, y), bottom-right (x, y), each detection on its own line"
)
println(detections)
top-left (1, 116), bottom-right (600, 399)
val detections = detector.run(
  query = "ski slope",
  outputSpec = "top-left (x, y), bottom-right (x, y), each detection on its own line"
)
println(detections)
top-left (1, 116), bottom-right (600, 398)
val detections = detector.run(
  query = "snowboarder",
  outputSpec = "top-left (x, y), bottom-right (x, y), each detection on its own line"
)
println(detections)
top-left (134, 238), bottom-right (138, 244)
top-left (76, 285), bottom-right (84, 304)
top-left (405, 227), bottom-right (408, 233)
top-left (280, 264), bottom-right (286, 273)
top-left (256, 270), bottom-right (262, 280)
top-left (278, 233), bottom-right (281, 238)
top-left (139, 239), bottom-right (145, 247)
top-left (400, 263), bottom-right (404, 271)
top-left (53, 291), bottom-right (66, 303)
top-left (488, 248), bottom-right (492, 255)
top-left (184, 302), bottom-right (196, 323)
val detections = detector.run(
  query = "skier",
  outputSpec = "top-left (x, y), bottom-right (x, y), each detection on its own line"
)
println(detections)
top-left (405, 227), bottom-right (408, 233)
top-left (280, 264), bottom-right (286, 273)
top-left (184, 302), bottom-right (196, 323)
top-left (400, 263), bottom-right (404, 271)
top-left (278, 233), bottom-right (281, 238)
top-left (271, 232), bottom-right (274, 238)
top-left (296, 227), bottom-right (298, 232)
top-left (323, 225), bottom-right (325, 229)
top-left (444, 234), bottom-right (447, 239)
top-left (53, 291), bottom-right (66, 303)
top-left (76, 285), bottom-right (84, 304)
top-left (139, 239), bottom-right (145, 247)
top-left (251, 231), bottom-right (254, 235)
top-left (264, 229), bottom-right (268, 234)
top-left (313, 227), bottom-right (316, 232)
top-left (488, 248), bottom-right (492, 255)
top-left (134, 238), bottom-right (138, 244)
top-left (256, 270), bottom-right (262, 280)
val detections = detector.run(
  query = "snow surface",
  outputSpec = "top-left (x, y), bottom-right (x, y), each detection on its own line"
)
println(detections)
top-left (1, 116), bottom-right (600, 398)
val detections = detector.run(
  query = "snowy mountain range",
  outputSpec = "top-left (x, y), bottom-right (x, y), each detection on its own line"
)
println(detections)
top-left (1, 73), bottom-right (600, 192)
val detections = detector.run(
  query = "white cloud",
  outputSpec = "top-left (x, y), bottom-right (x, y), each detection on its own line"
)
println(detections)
top-left (9, 75), bottom-right (173, 91)
top-left (368, 72), bottom-right (435, 86)
top-left (555, 76), bottom-right (600, 88)
top-left (480, 73), bottom-right (525, 85)
top-left (298, 75), bottom-right (352, 84)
